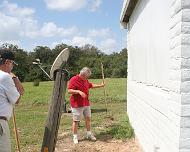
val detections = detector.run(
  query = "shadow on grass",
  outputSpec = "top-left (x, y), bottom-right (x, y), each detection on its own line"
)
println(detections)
top-left (95, 125), bottom-right (134, 142)
top-left (91, 108), bottom-right (107, 113)
top-left (95, 116), bottom-right (134, 142)
top-left (96, 132), bottom-right (114, 142)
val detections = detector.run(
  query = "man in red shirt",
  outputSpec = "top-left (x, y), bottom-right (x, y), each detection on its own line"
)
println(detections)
top-left (68, 67), bottom-right (105, 144)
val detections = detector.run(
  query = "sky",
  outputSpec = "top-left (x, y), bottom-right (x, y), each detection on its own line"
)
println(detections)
top-left (0, 0), bottom-right (127, 54)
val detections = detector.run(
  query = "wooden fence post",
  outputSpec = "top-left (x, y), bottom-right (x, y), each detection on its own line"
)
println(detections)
top-left (41, 69), bottom-right (69, 152)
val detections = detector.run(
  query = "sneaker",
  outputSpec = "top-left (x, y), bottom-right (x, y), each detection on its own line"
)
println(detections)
top-left (73, 136), bottom-right (78, 144)
top-left (86, 133), bottom-right (96, 141)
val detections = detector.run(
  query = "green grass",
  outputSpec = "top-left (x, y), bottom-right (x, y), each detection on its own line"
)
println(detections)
top-left (9, 78), bottom-right (133, 152)
top-left (107, 115), bottom-right (134, 139)
top-left (89, 78), bottom-right (127, 102)
top-left (20, 81), bottom-right (54, 105)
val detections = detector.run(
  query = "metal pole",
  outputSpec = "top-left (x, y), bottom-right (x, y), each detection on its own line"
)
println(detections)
top-left (38, 65), bottom-right (52, 80)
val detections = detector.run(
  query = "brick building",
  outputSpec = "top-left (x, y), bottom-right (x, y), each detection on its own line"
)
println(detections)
top-left (120, 0), bottom-right (190, 151)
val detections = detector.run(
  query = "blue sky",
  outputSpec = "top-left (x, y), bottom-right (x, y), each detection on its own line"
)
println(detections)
top-left (0, 0), bottom-right (127, 54)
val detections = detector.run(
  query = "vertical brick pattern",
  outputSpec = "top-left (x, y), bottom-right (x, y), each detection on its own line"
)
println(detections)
top-left (179, 0), bottom-right (190, 152)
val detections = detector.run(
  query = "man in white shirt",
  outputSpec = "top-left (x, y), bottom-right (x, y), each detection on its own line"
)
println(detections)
top-left (0, 50), bottom-right (24, 152)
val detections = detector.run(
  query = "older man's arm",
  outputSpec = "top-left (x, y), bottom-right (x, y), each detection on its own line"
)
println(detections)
top-left (91, 82), bottom-right (105, 88)
top-left (10, 73), bottom-right (24, 96)
top-left (68, 89), bottom-right (86, 98)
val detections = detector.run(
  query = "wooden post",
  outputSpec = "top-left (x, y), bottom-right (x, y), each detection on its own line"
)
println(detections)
top-left (12, 107), bottom-right (21, 152)
top-left (41, 69), bottom-right (69, 152)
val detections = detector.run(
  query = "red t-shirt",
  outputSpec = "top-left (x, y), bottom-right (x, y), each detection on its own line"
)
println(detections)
top-left (68, 75), bottom-right (93, 108)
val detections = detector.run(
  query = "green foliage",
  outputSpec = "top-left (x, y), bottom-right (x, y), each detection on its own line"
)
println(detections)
top-left (1, 43), bottom-right (128, 81)
top-left (1, 44), bottom-right (31, 82)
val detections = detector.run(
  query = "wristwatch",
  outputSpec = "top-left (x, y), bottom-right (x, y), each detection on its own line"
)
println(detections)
top-left (12, 76), bottom-right (18, 79)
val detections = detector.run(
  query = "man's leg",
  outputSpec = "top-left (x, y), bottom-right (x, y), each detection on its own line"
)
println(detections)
top-left (72, 121), bottom-right (79, 144)
top-left (72, 121), bottom-right (78, 134)
top-left (71, 107), bottom-right (82, 144)
top-left (84, 107), bottom-right (96, 141)
top-left (0, 120), bottom-right (11, 152)
top-left (85, 116), bottom-right (91, 131)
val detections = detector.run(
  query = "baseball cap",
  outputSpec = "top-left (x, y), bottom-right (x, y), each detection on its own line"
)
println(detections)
top-left (0, 51), bottom-right (18, 65)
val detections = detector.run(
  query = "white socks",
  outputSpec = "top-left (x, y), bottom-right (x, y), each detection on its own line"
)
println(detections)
top-left (73, 134), bottom-right (78, 138)
top-left (73, 134), bottom-right (78, 144)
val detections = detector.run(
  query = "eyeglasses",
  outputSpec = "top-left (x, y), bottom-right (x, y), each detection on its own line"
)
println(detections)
top-left (9, 60), bottom-right (18, 66)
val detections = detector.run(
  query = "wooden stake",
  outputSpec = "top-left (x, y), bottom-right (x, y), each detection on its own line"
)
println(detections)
top-left (101, 62), bottom-right (107, 112)
top-left (12, 107), bottom-right (21, 152)
top-left (41, 70), bottom-right (69, 152)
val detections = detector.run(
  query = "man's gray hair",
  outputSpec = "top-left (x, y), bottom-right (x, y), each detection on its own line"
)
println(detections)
top-left (80, 67), bottom-right (91, 77)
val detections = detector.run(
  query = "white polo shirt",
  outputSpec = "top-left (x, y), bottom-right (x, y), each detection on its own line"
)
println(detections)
top-left (0, 70), bottom-right (20, 120)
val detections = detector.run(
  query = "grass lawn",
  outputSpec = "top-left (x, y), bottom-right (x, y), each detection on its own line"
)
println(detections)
top-left (9, 78), bottom-right (133, 152)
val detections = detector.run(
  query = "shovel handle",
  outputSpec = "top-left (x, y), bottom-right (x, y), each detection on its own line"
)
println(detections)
top-left (12, 107), bottom-right (21, 152)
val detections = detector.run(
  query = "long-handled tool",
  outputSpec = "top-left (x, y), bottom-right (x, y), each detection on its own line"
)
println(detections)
top-left (12, 107), bottom-right (21, 152)
top-left (101, 62), bottom-right (107, 112)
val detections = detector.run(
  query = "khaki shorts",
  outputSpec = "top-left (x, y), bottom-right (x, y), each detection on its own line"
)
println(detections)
top-left (71, 106), bottom-right (91, 121)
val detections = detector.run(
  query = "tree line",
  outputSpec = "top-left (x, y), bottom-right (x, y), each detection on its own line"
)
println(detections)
top-left (1, 43), bottom-right (127, 82)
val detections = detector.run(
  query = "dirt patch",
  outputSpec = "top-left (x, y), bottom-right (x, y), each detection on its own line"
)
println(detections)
top-left (54, 103), bottom-right (143, 152)
top-left (55, 133), bottom-right (142, 152)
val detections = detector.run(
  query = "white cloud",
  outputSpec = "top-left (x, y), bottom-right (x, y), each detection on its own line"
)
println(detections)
top-left (44, 0), bottom-right (87, 11)
top-left (100, 38), bottom-right (117, 54)
top-left (0, 40), bottom-right (21, 46)
top-left (40, 22), bottom-right (78, 37)
top-left (21, 21), bottom-right (78, 38)
top-left (0, 12), bottom-right (21, 40)
top-left (89, 0), bottom-right (102, 12)
top-left (51, 37), bottom-right (117, 54)
top-left (50, 36), bottom-right (95, 48)
top-left (1, 0), bottom-right (35, 18)
top-left (62, 26), bottom-right (79, 37)
top-left (50, 42), bottom-right (60, 49)
top-left (71, 36), bottom-right (95, 47)
top-left (44, 0), bottom-right (102, 12)
top-left (0, 1), bottom-right (118, 54)
top-left (0, 1), bottom-right (79, 40)
top-left (20, 18), bottom-right (39, 38)
top-left (0, 1), bottom-right (37, 40)
top-left (88, 28), bottom-right (110, 37)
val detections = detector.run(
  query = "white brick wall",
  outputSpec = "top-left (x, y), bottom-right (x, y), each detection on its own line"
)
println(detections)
top-left (124, 0), bottom-right (190, 151)
top-left (179, 0), bottom-right (190, 151)
top-left (128, 81), bottom-right (180, 152)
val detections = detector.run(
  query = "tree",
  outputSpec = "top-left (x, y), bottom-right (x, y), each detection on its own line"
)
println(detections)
top-left (1, 43), bottom-right (30, 82)
top-left (0, 43), bottom-right (128, 81)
